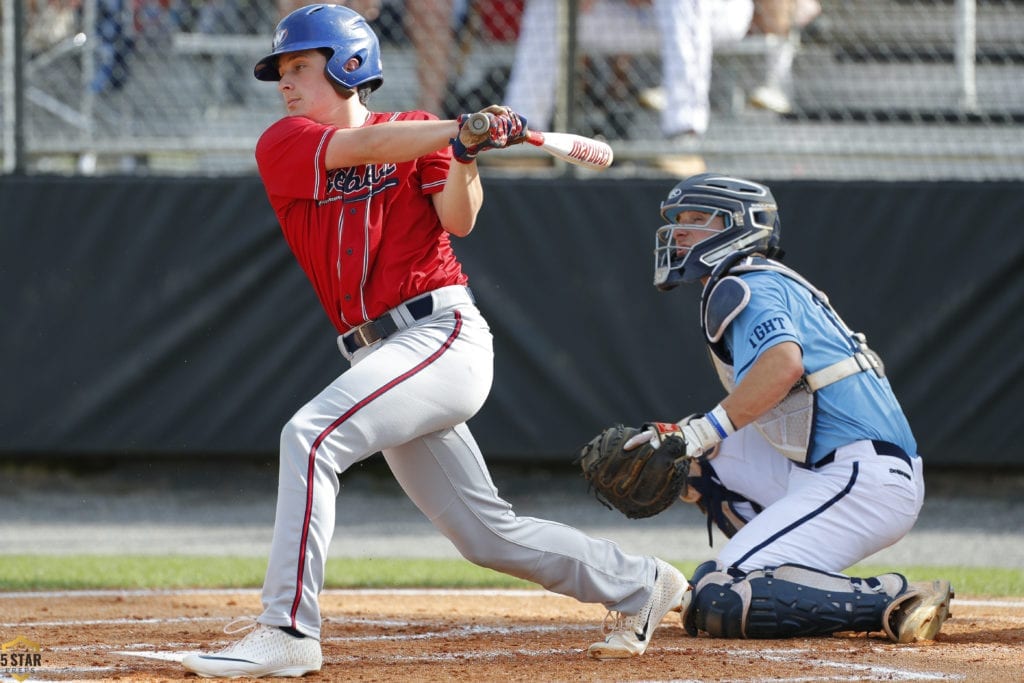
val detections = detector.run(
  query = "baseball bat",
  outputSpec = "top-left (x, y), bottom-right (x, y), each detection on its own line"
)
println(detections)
top-left (465, 113), bottom-right (614, 171)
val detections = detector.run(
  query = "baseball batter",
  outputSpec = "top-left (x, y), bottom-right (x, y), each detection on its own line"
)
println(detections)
top-left (582, 173), bottom-right (953, 642)
top-left (182, 5), bottom-right (686, 678)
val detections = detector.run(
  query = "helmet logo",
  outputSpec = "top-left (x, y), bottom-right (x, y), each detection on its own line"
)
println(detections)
top-left (272, 29), bottom-right (287, 49)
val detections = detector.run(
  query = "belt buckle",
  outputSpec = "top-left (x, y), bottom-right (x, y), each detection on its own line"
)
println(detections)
top-left (351, 321), bottom-right (379, 349)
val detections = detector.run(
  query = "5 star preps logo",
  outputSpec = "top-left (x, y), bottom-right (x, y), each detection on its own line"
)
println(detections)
top-left (1, 635), bottom-right (43, 682)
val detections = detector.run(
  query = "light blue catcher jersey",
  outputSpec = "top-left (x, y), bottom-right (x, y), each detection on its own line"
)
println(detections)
top-left (724, 270), bottom-right (918, 464)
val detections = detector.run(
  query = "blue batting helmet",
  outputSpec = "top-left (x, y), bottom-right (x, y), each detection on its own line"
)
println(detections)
top-left (253, 4), bottom-right (383, 92)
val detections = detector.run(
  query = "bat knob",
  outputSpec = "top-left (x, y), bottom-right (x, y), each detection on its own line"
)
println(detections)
top-left (466, 113), bottom-right (490, 135)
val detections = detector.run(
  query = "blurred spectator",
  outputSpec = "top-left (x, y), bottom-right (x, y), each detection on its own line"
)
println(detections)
top-left (90, 0), bottom-right (135, 93)
top-left (436, 0), bottom-right (524, 118)
top-left (136, 0), bottom-right (186, 41)
top-left (25, 0), bottom-right (79, 56)
top-left (506, 0), bottom-right (753, 140)
top-left (407, 0), bottom-right (460, 114)
top-left (747, 0), bottom-right (821, 114)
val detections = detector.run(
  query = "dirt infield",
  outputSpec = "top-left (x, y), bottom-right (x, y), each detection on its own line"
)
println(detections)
top-left (2, 589), bottom-right (1022, 682)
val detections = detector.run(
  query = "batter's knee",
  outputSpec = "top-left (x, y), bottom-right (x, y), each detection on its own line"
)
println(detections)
top-left (279, 416), bottom-right (306, 450)
top-left (432, 509), bottom-right (548, 580)
top-left (278, 405), bottom-right (322, 466)
top-left (442, 528), bottom-right (526, 577)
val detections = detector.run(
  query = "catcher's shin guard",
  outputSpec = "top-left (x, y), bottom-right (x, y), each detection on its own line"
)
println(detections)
top-left (686, 563), bottom-right (908, 638)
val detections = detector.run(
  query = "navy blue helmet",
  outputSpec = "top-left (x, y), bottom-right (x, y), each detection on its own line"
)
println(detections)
top-left (653, 173), bottom-right (782, 289)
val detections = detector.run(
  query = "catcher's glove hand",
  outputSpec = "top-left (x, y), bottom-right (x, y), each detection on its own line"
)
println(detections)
top-left (575, 424), bottom-right (689, 519)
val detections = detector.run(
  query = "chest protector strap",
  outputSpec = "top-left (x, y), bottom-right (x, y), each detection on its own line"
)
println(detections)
top-left (701, 256), bottom-right (886, 463)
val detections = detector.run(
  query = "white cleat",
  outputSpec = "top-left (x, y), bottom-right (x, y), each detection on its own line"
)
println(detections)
top-left (587, 559), bottom-right (689, 660)
top-left (182, 622), bottom-right (323, 679)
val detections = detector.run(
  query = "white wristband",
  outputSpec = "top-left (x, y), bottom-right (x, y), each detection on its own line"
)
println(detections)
top-left (677, 404), bottom-right (735, 457)
top-left (706, 404), bottom-right (736, 439)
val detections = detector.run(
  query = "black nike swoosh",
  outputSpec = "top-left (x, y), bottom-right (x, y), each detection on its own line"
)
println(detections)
top-left (634, 569), bottom-right (659, 642)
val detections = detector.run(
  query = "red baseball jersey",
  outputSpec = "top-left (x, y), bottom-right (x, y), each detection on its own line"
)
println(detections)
top-left (255, 111), bottom-right (469, 333)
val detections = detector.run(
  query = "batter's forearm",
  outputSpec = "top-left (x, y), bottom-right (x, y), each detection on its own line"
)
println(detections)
top-left (325, 120), bottom-right (460, 169)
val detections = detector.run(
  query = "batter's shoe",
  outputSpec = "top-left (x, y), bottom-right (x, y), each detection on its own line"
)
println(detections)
top-left (587, 558), bottom-right (689, 659)
top-left (182, 622), bottom-right (322, 678)
top-left (883, 579), bottom-right (954, 643)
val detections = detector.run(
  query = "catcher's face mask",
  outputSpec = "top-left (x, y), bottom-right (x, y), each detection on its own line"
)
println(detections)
top-left (654, 206), bottom-right (732, 289)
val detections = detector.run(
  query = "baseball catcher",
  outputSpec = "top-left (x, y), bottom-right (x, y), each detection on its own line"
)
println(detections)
top-left (578, 173), bottom-right (953, 644)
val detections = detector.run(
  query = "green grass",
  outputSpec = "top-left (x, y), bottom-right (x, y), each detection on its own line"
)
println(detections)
top-left (0, 556), bottom-right (535, 592)
top-left (1, 556), bottom-right (1021, 597)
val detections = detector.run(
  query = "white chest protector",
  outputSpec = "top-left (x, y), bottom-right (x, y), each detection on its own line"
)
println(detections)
top-left (701, 256), bottom-right (885, 464)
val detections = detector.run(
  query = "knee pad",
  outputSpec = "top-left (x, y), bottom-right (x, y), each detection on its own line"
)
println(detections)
top-left (688, 563), bottom-right (908, 639)
top-left (682, 560), bottom-right (746, 637)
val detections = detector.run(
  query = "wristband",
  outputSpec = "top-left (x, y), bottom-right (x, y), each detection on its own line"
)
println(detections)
top-left (450, 136), bottom-right (478, 164)
top-left (677, 404), bottom-right (735, 458)
top-left (705, 404), bottom-right (736, 439)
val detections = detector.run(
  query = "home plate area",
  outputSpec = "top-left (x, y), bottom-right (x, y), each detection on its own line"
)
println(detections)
top-left (1, 589), bottom-right (1021, 681)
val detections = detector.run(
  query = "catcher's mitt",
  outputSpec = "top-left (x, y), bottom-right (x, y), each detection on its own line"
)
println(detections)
top-left (575, 424), bottom-right (689, 519)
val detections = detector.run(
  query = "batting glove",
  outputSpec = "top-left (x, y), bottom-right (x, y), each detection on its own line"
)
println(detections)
top-left (450, 108), bottom-right (530, 163)
top-left (490, 108), bottom-right (529, 147)
top-left (450, 113), bottom-right (492, 164)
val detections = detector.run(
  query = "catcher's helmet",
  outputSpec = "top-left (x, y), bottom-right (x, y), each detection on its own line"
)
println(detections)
top-left (253, 3), bottom-right (383, 92)
top-left (653, 173), bottom-right (782, 289)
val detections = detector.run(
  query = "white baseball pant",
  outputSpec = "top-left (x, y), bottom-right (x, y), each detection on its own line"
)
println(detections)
top-left (257, 286), bottom-right (657, 638)
top-left (707, 427), bottom-right (925, 573)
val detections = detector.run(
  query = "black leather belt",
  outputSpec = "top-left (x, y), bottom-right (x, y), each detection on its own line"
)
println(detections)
top-left (810, 439), bottom-right (912, 469)
top-left (341, 294), bottom-right (437, 354)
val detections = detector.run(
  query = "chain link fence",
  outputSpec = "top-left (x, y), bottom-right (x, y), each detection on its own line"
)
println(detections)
top-left (2, 0), bottom-right (1022, 178)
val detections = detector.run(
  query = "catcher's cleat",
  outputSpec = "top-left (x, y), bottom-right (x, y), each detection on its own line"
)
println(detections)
top-left (182, 622), bottom-right (322, 679)
top-left (883, 580), bottom-right (954, 643)
top-left (587, 559), bottom-right (689, 659)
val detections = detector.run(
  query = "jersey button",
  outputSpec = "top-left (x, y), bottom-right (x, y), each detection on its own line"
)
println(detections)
top-left (346, 248), bottom-right (353, 255)
top-left (344, 294), bottom-right (352, 301)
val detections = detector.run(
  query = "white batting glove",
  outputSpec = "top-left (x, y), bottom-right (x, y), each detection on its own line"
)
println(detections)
top-left (624, 404), bottom-right (735, 458)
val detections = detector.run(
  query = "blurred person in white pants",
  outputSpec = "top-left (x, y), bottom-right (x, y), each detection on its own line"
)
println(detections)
top-left (505, 0), bottom-right (753, 139)
top-left (747, 0), bottom-right (821, 114)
